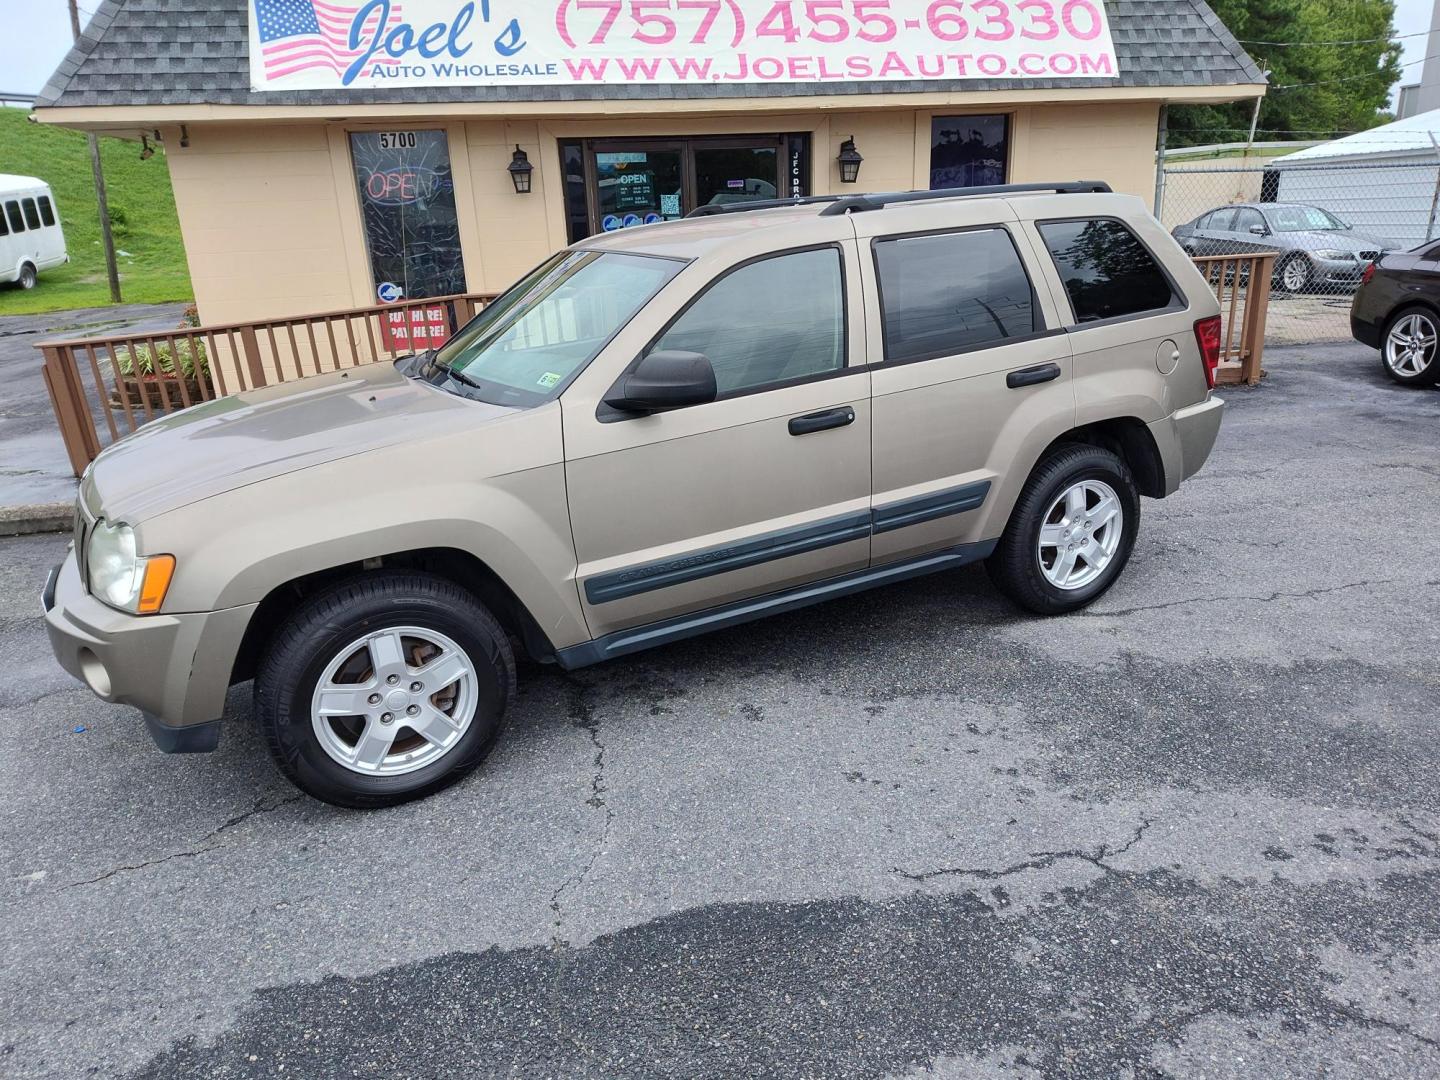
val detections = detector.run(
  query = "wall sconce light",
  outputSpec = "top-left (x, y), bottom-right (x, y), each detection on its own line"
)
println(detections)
top-left (837, 137), bottom-right (864, 184)
top-left (508, 145), bottom-right (534, 194)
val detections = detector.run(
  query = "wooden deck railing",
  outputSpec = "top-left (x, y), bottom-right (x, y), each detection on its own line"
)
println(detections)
top-left (37, 291), bottom-right (497, 476)
top-left (1191, 252), bottom-right (1276, 387)
top-left (37, 251), bottom-right (1283, 478)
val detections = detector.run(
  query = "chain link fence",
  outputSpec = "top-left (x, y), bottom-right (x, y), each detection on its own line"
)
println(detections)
top-left (1158, 158), bottom-right (1440, 346)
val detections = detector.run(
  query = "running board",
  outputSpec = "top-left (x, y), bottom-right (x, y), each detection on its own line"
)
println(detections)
top-left (555, 540), bottom-right (997, 670)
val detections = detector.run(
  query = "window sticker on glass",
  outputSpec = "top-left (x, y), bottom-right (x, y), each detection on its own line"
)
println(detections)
top-left (537, 371), bottom-right (563, 389)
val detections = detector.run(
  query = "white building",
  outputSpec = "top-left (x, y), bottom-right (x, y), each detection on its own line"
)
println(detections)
top-left (1268, 110), bottom-right (1440, 249)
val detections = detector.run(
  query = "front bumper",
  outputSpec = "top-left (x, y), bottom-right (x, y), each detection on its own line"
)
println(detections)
top-left (1311, 257), bottom-right (1368, 289)
top-left (1149, 395), bottom-right (1225, 496)
top-left (42, 550), bottom-right (256, 753)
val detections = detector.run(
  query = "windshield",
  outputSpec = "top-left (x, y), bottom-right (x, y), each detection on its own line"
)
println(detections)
top-left (433, 250), bottom-right (684, 406)
top-left (1268, 205), bottom-right (1347, 232)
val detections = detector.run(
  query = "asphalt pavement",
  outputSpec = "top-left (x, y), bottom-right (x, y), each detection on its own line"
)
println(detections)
top-left (2, 342), bottom-right (1438, 1079)
top-left (0, 303), bottom-right (189, 519)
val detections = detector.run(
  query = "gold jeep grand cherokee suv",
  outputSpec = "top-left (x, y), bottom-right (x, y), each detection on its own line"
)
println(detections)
top-left (43, 183), bottom-right (1226, 807)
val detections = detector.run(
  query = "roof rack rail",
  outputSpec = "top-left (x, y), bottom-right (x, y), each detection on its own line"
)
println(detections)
top-left (817, 181), bottom-right (1113, 216)
top-left (686, 194), bottom-right (849, 218)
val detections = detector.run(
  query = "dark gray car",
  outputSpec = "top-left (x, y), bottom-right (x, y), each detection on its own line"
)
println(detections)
top-left (1172, 202), bottom-right (1390, 294)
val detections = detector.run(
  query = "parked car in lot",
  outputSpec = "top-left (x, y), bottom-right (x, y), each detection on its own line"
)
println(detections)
top-left (1351, 239), bottom-right (1440, 386)
top-left (0, 174), bottom-right (68, 290)
top-left (1172, 202), bottom-right (1389, 294)
top-left (43, 181), bottom-right (1226, 807)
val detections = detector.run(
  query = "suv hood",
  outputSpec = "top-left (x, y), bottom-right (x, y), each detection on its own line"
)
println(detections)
top-left (84, 362), bottom-right (514, 521)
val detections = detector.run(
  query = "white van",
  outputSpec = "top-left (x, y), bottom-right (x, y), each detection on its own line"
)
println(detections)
top-left (0, 175), bottom-right (68, 290)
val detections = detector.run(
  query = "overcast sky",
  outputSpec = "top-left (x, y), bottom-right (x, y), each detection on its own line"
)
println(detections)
top-left (1, 0), bottom-right (1436, 113)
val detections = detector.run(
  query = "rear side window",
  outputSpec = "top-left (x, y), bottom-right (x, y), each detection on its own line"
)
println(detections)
top-left (21, 198), bottom-right (41, 230)
top-left (874, 228), bottom-right (1037, 363)
top-left (0, 206), bottom-right (7, 236)
top-left (652, 247), bottom-right (846, 397)
top-left (1039, 218), bottom-right (1175, 324)
top-left (1206, 208), bottom-right (1236, 231)
top-left (38, 196), bottom-right (56, 227)
top-left (5, 201), bottom-right (24, 233)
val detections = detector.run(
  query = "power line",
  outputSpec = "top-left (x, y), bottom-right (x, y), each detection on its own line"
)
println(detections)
top-left (1238, 30), bottom-right (1426, 47)
top-left (1270, 51), bottom-right (1433, 89)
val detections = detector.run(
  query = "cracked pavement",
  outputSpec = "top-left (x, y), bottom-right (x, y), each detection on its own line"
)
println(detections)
top-left (2, 341), bottom-right (1439, 1078)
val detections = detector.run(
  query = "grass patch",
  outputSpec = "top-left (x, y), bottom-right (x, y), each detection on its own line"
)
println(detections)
top-left (0, 106), bottom-right (193, 317)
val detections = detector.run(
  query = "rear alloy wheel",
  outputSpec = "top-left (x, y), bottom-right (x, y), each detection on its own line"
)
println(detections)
top-left (17, 263), bottom-right (37, 290)
top-left (1277, 254), bottom-right (1312, 293)
top-left (256, 572), bottom-right (515, 808)
top-left (1381, 307), bottom-right (1440, 387)
top-left (986, 444), bottom-right (1140, 615)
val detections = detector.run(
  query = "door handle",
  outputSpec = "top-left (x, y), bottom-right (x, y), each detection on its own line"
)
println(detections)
top-left (1006, 363), bottom-right (1062, 390)
top-left (788, 407), bottom-right (856, 436)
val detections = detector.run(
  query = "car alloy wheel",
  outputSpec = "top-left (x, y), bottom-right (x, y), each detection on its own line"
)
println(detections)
top-left (1280, 256), bottom-right (1310, 293)
top-left (1384, 312), bottom-right (1437, 378)
top-left (309, 625), bottom-right (478, 776)
top-left (1036, 479), bottom-right (1124, 591)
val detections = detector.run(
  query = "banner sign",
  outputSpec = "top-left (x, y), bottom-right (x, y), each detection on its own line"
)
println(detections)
top-left (380, 304), bottom-right (454, 350)
top-left (249, 0), bottom-right (1118, 91)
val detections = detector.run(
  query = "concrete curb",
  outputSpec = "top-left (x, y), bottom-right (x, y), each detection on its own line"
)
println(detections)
top-left (0, 503), bottom-right (72, 538)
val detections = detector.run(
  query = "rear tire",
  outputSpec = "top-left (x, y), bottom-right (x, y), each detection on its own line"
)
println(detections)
top-left (1380, 305), bottom-right (1440, 387)
top-left (255, 571), bottom-right (515, 808)
top-left (986, 444), bottom-right (1140, 615)
top-left (17, 263), bottom-right (37, 290)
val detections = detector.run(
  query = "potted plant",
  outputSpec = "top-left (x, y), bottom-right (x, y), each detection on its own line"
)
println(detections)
top-left (112, 337), bottom-right (213, 410)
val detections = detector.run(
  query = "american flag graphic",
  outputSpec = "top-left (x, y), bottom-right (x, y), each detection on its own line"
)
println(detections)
top-left (254, 0), bottom-right (405, 82)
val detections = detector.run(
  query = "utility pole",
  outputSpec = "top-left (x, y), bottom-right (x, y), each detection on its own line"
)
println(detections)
top-left (68, 0), bottom-right (121, 303)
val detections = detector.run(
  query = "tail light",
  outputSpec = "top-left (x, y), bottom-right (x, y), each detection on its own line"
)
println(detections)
top-left (1194, 315), bottom-right (1222, 391)
top-left (1361, 261), bottom-right (1377, 286)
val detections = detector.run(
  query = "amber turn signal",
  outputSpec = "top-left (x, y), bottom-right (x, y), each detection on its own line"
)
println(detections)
top-left (137, 555), bottom-right (176, 614)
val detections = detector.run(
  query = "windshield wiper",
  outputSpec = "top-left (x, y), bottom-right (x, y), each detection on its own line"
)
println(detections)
top-left (445, 366), bottom-right (484, 390)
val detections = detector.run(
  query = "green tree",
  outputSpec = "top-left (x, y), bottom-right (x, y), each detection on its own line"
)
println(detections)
top-left (1168, 0), bottom-right (1403, 146)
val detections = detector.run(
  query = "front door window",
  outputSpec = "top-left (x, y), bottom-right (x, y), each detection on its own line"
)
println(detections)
top-left (595, 149), bottom-right (685, 232)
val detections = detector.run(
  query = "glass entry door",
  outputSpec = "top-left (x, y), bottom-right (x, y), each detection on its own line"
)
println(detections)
top-left (583, 135), bottom-right (799, 236)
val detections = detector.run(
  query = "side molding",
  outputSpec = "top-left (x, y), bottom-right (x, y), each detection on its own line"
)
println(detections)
top-left (559, 540), bottom-right (997, 669)
top-left (584, 481), bottom-right (993, 606)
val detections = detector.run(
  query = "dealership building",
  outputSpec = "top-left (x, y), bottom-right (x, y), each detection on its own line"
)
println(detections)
top-left (35, 0), bottom-right (1264, 326)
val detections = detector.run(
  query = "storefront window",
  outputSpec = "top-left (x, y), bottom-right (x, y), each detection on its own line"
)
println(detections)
top-left (929, 116), bottom-right (1009, 190)
top-left (595, 149), bottom-right (685, 232)
top-left (350, 130), bottom-right (465, 304)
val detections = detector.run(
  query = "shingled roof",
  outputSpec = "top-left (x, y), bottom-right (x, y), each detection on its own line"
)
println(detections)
top-left (37, 0), bottom-right (1264, 109)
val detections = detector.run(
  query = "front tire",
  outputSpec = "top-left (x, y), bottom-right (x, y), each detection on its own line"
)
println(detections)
top-left (986, 444), bottom-right (1140, 615)
top-left (1276, 254), bottom-right (1311, 294)
top-left (1380, 306), bottom-right (1440, 387)
top-left (255, 571), bottom-right (515, 808)
top-left (17, 263), bottom-right (37, 290)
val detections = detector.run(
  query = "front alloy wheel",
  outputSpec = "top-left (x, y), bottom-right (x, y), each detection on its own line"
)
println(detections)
top-left (1382, 308), bottom-right (1440, 386)
top-left (256, 572), bottom-right (515, 807)
top-left (1278, 255), bottom-right (1311, 293)
top-left (311, 626), bottom-right (479, 776)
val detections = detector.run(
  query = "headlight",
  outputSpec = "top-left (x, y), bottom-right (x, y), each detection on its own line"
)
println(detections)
top-left (87, 520), bottom-right (175, 614)
top-left (1312, 249), bottom-right (1353, 261)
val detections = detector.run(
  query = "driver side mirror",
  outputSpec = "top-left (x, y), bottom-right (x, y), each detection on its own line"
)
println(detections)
top-left (1249, 224), bottom-right (1269, 236)
top-left (603, 350), bottom-right (718, 414)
